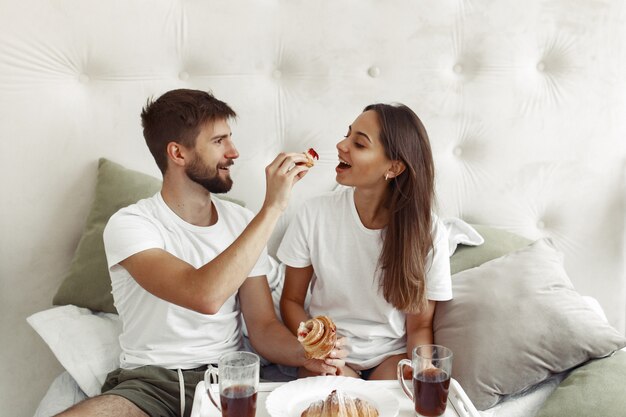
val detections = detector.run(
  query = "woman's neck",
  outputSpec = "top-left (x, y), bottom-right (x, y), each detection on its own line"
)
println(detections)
top-left (353, 186), bottom-right (391, 230)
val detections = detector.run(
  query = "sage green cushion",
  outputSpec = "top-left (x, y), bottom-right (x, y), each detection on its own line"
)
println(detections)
top-left (536, 351), bottom-right (626, 417)
top-left (53, 158), bottom-right (244, 313)
top-left (53, 159), bottom-right (161, 313)
top-left (450, 224), bottom-right (532, 274)
top-left (434, 239), bottom-right (626, 410)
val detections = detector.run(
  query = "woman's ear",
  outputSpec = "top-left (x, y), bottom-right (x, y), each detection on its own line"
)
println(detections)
top-left (166, 142), bottom-right (186, 167)
top-left (386, 160), bottom-right (406, 179)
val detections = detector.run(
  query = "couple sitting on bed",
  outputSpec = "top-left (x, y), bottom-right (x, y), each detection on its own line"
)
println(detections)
top-left (55, 88), bottom-right (452, 417)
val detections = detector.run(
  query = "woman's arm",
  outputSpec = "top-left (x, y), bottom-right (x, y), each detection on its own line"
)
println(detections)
top-left (279, 265), bottom-right (314, 334)
top-left (406, 300), bottom-right (437, 356)
top-left (368, 300), bottom-right (438, 380)
top-left (379, 300), bottom-right (435, 379)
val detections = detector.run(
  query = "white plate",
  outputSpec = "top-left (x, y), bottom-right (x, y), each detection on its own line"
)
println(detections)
top-left (265, 376), bottom-right (399, 417)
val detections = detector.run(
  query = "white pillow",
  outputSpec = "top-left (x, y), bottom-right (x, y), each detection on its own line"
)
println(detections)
top-left (27, 305), bottom-right (121, 397)
top-left (34, 371), bottom-right (88, 417)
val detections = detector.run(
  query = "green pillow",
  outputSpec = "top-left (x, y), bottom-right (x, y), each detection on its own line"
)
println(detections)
top-left (53, 158), bottom-right (244, 313)
top-left (450, 224), bottom-right (533, 274)
top-left (53, 159), bottom-right (161, 313)
top-left (536, 351), bottom-right (626, 417)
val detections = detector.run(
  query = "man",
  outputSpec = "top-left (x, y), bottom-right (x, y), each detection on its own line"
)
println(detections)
top-left (56, 89), bottom-right (345, 417)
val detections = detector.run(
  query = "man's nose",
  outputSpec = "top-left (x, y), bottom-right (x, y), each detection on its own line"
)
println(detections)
top-left (226, 140), bottom-right (239, 159)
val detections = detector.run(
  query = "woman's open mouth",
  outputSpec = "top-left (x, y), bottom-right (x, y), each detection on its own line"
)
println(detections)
top-left (337, 157), bottom-right (351, 170)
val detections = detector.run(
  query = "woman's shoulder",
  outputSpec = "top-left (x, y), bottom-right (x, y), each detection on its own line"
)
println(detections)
top-left (431, 214), bottom-right (447, 242)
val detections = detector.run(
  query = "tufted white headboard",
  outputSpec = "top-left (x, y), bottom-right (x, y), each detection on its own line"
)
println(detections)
top-left (1, 1), bottom-right (625, 415)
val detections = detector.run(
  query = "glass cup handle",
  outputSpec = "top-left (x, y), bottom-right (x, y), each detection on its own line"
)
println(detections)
top-left (206, 366), bottom-right (221, 411)
top-left (397, 358), bottom-right (414, 401)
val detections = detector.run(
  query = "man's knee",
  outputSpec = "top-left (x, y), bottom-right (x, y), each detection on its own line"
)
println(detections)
top-left (54, 394), bottom-right (148, 417)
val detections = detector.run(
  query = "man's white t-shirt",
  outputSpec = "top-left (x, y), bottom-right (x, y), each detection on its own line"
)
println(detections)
top-left (277, 187), bottom-right (452, 370)
top-left (103, 192), bottom-right (271, 370)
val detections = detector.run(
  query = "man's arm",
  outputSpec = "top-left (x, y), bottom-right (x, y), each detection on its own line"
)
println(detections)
top-left (239, 276), bottom-right (346, 374)
top-left (119, 152), bottom-right (309, 314)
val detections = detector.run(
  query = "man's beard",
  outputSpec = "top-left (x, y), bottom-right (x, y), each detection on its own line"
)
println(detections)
top-left (185, 153), bottom-right (233, 194)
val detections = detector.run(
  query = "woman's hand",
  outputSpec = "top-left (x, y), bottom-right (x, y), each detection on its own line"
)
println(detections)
top-left (324, 337), bottom-right (349, 375)
top-left (301, 337), bottom-right (350, 376)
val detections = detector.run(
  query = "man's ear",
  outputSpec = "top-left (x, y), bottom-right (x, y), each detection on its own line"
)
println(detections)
top-left (166, 142), bottom-right (186, 167)
top-left (387, 159), bottom-right (406, 179)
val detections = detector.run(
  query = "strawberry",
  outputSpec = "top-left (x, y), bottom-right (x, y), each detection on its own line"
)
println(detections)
top-left (306, 148), bottom-right (319, 161)
top-left (302, 148), bottom-right (319, 167)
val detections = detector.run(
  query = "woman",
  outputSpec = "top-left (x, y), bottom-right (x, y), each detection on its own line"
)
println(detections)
top-left (277, 103), bottom-right (452, 379)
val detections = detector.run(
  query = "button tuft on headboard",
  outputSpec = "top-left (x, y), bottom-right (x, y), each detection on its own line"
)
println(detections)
top-left (367, 66), bottom-right (380, 78)
top-left (536, 61), bottom-right (546, 72)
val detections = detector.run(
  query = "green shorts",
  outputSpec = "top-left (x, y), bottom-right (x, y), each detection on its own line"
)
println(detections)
top-left (102, 365), bottom-right (211, 417)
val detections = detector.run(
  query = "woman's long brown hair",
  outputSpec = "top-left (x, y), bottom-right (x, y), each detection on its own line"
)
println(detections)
top-left (364, 103), bottom-right (435, 314)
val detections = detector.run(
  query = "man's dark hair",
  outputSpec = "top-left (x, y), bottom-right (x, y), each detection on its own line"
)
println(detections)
top-left (140, 89), bottom-right (237, 174)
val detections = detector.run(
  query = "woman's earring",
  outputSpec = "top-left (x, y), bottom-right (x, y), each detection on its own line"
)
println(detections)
top-left (384, 173), bottom-right (389, 181)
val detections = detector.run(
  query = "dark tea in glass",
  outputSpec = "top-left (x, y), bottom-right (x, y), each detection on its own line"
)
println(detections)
top-left (398, 345), bottom-right (453, 417)
top-left (205, 352), bottom-right (260, 417)
top-left (413, 368), bottom-right (450, 417)
top-left (218, 385), bottom-right (257, 417)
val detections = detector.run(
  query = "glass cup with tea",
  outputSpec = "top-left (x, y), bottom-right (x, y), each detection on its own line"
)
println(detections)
top-left (397, 344), bottom-right (453, 417)
top-left (205, 351), bottom-right (260, 417)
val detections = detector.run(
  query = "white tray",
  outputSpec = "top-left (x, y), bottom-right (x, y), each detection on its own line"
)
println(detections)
top-left (191, 376), bottom-right (480, 417)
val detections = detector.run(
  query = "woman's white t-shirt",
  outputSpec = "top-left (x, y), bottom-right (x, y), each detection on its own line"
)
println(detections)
top-left (103, 192), bottom-right (271, 370)
top-left (277, 187), bottom-right (452, 370)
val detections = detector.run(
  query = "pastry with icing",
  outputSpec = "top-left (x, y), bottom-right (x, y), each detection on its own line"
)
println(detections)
top-left (297, 315), bottom-right (336, 359)
top-left (301, 390), bottom-right (379, 417)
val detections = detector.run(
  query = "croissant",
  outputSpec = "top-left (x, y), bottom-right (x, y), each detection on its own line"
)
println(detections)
top-left (301, 390), bottom-right (379, 417)
top-left (297, 315), bottom-right (337, 359)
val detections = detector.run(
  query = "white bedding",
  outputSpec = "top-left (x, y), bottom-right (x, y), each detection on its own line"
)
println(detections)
top-left (33, 372), bottom-right (86, 417)
top-left (478, 373), bottom-right (567, 417)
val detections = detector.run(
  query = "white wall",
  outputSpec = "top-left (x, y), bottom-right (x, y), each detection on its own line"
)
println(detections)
top-left (1, 1), bottom-right (624, 416)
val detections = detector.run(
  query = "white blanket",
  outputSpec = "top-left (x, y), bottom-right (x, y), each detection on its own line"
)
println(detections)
top-left (442, 218), bottom-right (484, 255)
